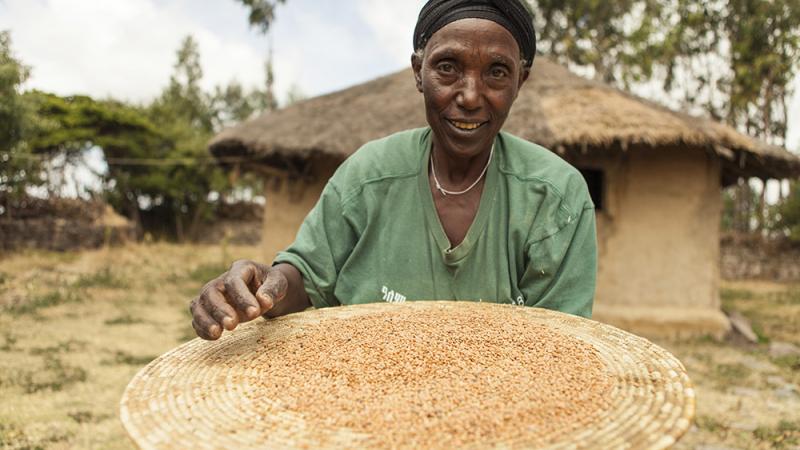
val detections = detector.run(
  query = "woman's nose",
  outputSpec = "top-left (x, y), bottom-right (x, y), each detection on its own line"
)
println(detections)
top-left (455, 75), bottom-right (482, 110)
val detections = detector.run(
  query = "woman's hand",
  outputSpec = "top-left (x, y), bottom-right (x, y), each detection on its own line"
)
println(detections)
top-left (189, 261), bottom-right (309, 340)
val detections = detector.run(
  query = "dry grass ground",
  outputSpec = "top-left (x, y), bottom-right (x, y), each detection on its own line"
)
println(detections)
top-left (0, 242), bottom-right (798, 449)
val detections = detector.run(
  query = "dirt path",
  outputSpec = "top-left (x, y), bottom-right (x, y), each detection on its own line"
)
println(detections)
top-left (0, 244), bottom-right (798, 449)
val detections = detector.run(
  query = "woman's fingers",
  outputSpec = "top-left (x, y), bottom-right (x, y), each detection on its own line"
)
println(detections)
top-left (190, 298), bottom-right (222, 340)
top-left (224, 262), bottom-right (262, 320)
top-left (256, 268), bottom-right (289, 313)
top-left (189, 260), bottom-right (282, 340)
top-left (201, 286), bottom-right (240, 330)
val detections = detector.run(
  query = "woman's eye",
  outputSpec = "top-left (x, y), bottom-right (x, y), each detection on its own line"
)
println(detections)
top-left (491, 68), bottom-right (509, 78)
top-left (437, 63), bottom-right (455, 73)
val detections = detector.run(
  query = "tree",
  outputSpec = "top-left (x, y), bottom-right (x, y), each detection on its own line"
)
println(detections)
top-left (0, 30), bottom-right (40, 205)
top-left (529, 0), bottom-right (666, 85)
top-left (211, 81), bottom-right (255, 130)
top-left (151, 36), bottom-right (213, 133)
top-left (530, 0), bottom-right (800, 235)
top-left (234, 0), bottom-right (286, 34)
top-left (652, 1), bottom-right (800, 235)
top-left (648, 0), bottom-right (800, 144)
top-left (134, 35), bottom-right (229, 240)
top-left (775, 181), bottom-right (800, 242)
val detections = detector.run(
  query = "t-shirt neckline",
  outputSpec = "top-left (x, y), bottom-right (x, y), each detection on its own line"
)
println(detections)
top-left (417, 128), bottom-right (500, 266)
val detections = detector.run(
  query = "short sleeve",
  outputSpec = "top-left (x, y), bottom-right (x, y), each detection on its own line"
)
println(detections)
top-left (273, 181), bottom-right (357, 308)
top-left (519, 205), bottom-right (597, 318)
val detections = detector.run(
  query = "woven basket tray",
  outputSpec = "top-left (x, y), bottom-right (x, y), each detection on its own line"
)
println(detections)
top-left (120, 301), bottom-right (694, 449)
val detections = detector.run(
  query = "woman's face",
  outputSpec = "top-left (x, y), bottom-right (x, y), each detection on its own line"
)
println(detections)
top-left (413, 18), bottom-right (529, 160)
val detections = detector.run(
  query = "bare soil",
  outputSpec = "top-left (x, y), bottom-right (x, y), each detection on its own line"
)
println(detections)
top-left (0, 243), bottom-right (798, 449)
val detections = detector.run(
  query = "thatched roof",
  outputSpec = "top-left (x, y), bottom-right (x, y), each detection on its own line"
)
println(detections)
top-left (210, 58), bottom-right (800, 181)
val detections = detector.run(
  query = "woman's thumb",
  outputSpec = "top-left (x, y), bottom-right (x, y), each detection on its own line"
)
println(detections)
top-left (255, 268), bottom-right (288, 311)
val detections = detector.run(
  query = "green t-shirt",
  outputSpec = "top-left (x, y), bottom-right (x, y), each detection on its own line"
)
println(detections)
top-left (275, 128), bottom-right (597, 317)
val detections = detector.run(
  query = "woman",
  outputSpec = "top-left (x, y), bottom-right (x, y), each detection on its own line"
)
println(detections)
top-left (190, 0), bottom-right (596, 341)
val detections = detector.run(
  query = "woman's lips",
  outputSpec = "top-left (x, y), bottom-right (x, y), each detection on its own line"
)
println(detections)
top-left (447, 119), bottom-right (488, 131)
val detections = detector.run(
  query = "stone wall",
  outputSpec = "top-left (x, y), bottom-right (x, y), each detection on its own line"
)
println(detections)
top-left (194, 202), bottom-right (263, 245)
top-left (720, 233), bottom-right (800, 281)
top-left (0, 197), bottom-right (136, 252)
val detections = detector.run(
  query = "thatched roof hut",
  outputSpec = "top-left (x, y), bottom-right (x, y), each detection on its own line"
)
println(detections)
top-left (210, 58), bottom-right (800, 338)
top-left (210, 58), bottom-right (800, 184)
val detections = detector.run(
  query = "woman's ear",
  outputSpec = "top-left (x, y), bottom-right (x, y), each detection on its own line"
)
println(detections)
top-left (513, 67), bottom-right (530, 100)
top-left (519, 68), bottom-right (531, 88)
top-left (411, 52), bottom-right (423, 92)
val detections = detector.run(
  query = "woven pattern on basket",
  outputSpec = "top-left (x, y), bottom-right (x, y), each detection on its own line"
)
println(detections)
top-left (120, 301), bottom-right (695, 449)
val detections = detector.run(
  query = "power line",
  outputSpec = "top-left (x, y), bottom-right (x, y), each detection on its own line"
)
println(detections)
top-left (2, 152), bottom-right (263, 167)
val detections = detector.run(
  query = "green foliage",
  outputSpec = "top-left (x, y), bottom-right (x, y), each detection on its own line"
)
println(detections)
top-left (25, 91), bottom-right (161, 157)
top-left (211, 81), bottom-right (257, 128)
top-left (234, 0), bottom-right (286, 34)
top-left (530, 0), bottom-right (666, 85)
top-left (128, 38), bottom-right (224, 239)
top-left (775, 182), bottom-right (800, 242)
top-left (150, 36), bottom-right (213, 133)
top-left (530, 0), bottom-right (800, 146)
top-left (2, 31), bottom-right (269, 240)
top-left (532, 1), bottom-right (800, 239)
top-left (0, 30), bottom-right (41, 199)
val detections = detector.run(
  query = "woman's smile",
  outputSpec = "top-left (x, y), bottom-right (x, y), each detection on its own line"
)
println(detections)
top-left (448, 119), bottom-right (488, 131)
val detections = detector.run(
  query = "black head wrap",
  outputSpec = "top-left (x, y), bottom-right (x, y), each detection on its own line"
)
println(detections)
top-left (413, 0), bottom-right (536, 68)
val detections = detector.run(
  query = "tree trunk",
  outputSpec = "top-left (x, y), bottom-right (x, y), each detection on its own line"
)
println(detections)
top-left (175, 209), bottom-right (185, 243)
top-left (187, 202), bottom-right (206, 242)
top-left (758, 178), bottom-right (767, 237)
top-left (736, 180), bottom-right (752, 233)
top-left (127, 194), bottom-right (143, 239)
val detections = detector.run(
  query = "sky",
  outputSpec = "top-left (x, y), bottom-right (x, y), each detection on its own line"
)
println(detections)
top-left (1, 0), bottom-right (798, 150)
top-left (0, 0), bottom-right (425, 105)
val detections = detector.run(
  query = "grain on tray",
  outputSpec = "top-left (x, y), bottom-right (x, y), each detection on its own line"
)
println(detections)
top-left (243, 306), bottom-right (614, 449)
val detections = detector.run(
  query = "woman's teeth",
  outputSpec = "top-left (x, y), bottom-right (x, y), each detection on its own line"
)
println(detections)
top-left (450, 121), bottom-right (483, 131)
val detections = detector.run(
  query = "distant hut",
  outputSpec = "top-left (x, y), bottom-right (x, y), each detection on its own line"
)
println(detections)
top-left (210, 58), bottom-right (800, 338)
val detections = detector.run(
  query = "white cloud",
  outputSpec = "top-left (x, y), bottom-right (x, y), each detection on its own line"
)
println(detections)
top-left (0, 0), bottom-right (268, 102)
top-left (356, 0), bottom-right (425, 66)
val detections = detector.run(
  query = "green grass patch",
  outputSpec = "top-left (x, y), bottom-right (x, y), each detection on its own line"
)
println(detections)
top-left (695, 415), bottom-right (728, 433)
top-left (0, 421), bottom-right (71, 449)
top-left (29, 339), bottom-right (88, 356)
top-left (188, 262), bottom-right (228, 284)
top-left (772, 289), bottom-right (800, 306)
top-left (714, 363), bottom-right (752, 388)
top-left (753, 420), bottom-right (800, 448)
top-left (104, 313), bottom-right (143, 326)
top-left (73, 267), bottom-right (128, 289)
top-left (751, 320), bottom-right (771, 344)
top-left (0, 355), bottom-right (88, 394)
top-left (101, 350), bottom-right (156, 367)
top-left (0, 332), bottom-right (18, 351)
top-left (68, 410), bottom-right (111, 424)
top-left (773, 355), bottom-right (800, 372)
top-left (7, 289), bottom-right (81, 315)
top-left (721, 287), bottom-right (756, 305)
